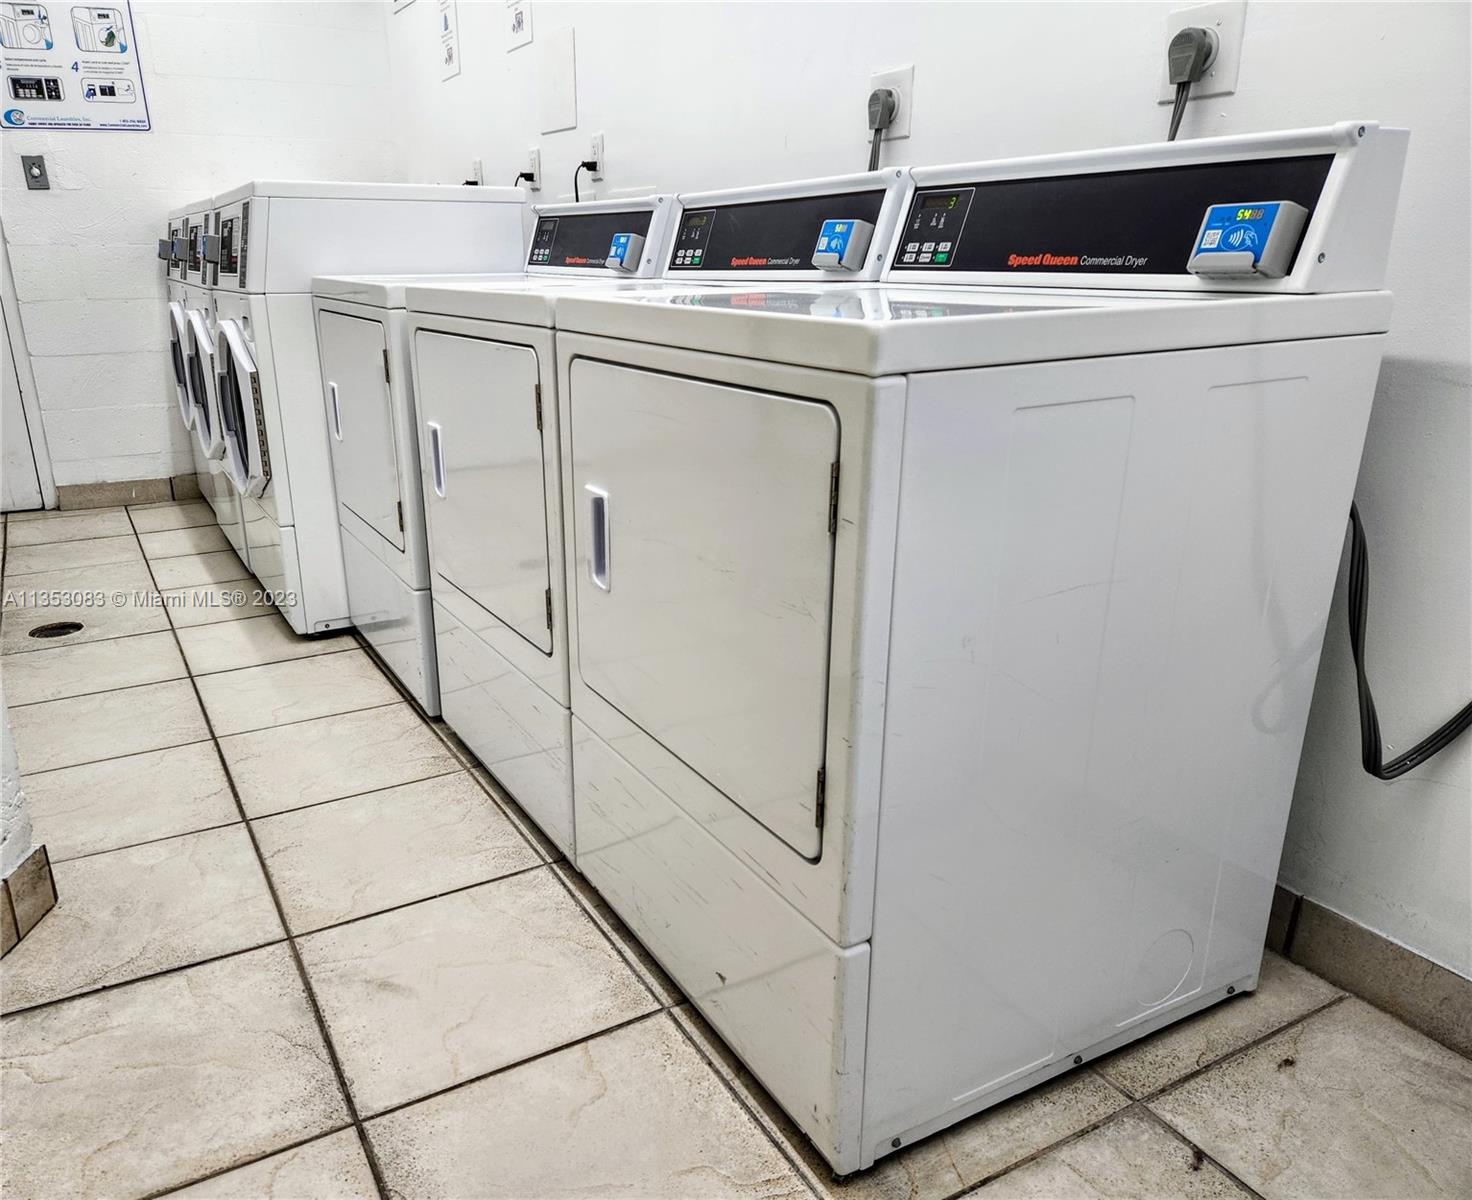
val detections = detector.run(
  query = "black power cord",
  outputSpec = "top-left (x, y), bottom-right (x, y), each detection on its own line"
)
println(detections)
top-left (1347, 502), bottom-right (1472, 779)
top-left (1166, 27), bottom-right (1215, 141)
top-left (573, 159), bottom-right (599, 202)
top-left (511, 170), bottom-right (536, 187)
top-left (867, 87), bottom-right (899, 171)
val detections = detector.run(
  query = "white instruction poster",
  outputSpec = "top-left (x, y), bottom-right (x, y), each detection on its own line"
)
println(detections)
top-left (0, 2), bottom-right (148, 130)
top-left (437, 0), bottom-right (459, 81)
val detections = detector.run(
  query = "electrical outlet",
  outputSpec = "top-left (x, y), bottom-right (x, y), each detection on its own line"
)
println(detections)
top-left (869, 64), bottom-right (914, 140)
top-left (589, 132), bottom-right (605, 180)
top-left (528, 147), bottom-right (541, 191)
top-left (1158, 1), bottom-right (1245, 102)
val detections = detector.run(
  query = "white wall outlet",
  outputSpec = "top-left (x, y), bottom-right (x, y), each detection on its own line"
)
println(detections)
top-left (470, 157), bottom-right (484, 185)
top-left (1158, 1), bottom-right (1246, 103)
top-left (869, 64), bottom-right (914, 140)
top-left (589, 132), bottom-right (605, 180)
top-left (528, 147), bottom-right (541, 191)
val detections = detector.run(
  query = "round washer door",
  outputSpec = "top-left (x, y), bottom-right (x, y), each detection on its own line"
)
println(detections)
top-left (215, 317), bottom-right (270, 498)
top-left (184, 308), bottom-right (224, 460)
top-left (167, 301), bottom-right (193, 431)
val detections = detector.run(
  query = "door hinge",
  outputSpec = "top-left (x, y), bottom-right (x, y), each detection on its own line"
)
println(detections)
top-left (814, 766), bottom-right (826, 829)
top-left (382, 348), bottom-right (391, 384)
top-left (534, 383), bottom-right (543, 432)
top-left (827, 461), bottom-right (840, 534)
top-left (545, 587), bottom-right (554, 632)
top-left (396, 499), bottom-right (404, 532)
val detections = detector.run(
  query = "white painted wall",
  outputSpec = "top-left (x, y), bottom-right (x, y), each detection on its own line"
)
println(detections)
top-left (0, 1), bottom-right (401, 488)
top-left (383, 1), bottom-right (1471, 976)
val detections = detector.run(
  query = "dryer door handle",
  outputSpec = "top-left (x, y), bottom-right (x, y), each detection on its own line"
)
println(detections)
top-left (586, 484), bottom-right (611, 592)
top-left (328, 382), bottom-right (342, 441)
top-left (426, 421), bottom-right (446, 498)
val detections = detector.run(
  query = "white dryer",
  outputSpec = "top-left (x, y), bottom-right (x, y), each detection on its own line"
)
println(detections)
top-left (208, 180), bottom-right (525, 635)
top-left (549, 123), bottom-right (1408, 1173)
top-left (312, 197), bottom-right (679, 717)
top-left (404, 173), bottom-right (912, 858)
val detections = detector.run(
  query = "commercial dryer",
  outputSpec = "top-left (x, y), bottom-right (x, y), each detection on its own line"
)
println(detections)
top-left (403, 172), bottom-right (913, 858)
top-left (310, 194), bottom-right (680, 715)
top-left (207, 180), bottom-right (525, 635)
top-left (549, 123), bottom-right (1408, 1173)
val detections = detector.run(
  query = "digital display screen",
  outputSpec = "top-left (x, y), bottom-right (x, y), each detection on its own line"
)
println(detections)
top-left (687, 214), bottom-right (709, 227)
top-left (922, 193), bottom-right (962, 211)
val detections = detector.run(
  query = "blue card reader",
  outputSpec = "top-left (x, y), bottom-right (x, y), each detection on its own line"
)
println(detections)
top-left (606, 232), bottom-right (645, 273)
top-left (1188, 201), bottom-right (1308, 279)
top-left (812, 218), bottom-right (875, 271)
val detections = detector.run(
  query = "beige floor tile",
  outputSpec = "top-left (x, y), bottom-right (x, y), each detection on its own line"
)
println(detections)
top-left (976, 1108), bottom-right (1249, 1198)
top-left (25, 741), bottom-right (239, 861)
top-left (367, 1013), bottom-right (808, 1198)
top-left (0, 629), bottom-right (186, 705)
top-left (3, 533), bottom-right (142, 576)
top-left (177, 612), bottom-right (353, 675)
top-left (8, 678), bottom-right (209, 773)
top-left (5, 509), bottom-right (133, 546)
top-left (1, 560), bottom-right (167, 654)
top-left (467, 760), bottom-right (565, 863)
top-left (0, 944), bottom-right (349, 1200)
top-left (672, 1005), bottom-right (1127, 1200)
top-left (0, 825), bottom-right (282, 1012)
top-left (6, 504), bottom-right (124, 523)
top-left (555, 861), bottom-right (683, 1007)
top-left (300, 869), bottom-right (658, 1115)
top-left (163, 582), bottom-right (278, 628)
top-left (255, 772), bottom-right (540, 933)
top-left (150, 549), bottom-right (251, 590)
top-left (129, 500), bottom-right (216, 534)
top-left (164, 1128), bottom-right (377, 1199)
top-left (197, 649), bottom-right (403, 736)
top-left (220, 702), bottom-right (458, 817)
top-left (1149, 997), bottom-right (1472, 1198)
top-left (1097, 953), bottom-right (1342, 1098)
top-left (141, 524), bottom-right (232, 559)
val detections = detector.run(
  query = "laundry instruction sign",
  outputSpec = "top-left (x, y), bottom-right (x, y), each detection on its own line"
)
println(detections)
top-left (0, 2), bottom-right (149, 130)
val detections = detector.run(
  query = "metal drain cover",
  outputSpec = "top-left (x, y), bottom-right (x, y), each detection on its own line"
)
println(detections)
top-left (27, 620), bottom-right (84, 640)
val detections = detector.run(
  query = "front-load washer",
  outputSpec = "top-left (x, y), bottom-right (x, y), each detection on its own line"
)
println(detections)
top-left (312, 196), bottom-right (680, 717)
top-left (208, 180), bottom-right (526, 634)
top-left (404, 172), bottom-right (912, 858)
top-left (549, 122), bottom-right (1408, 1173)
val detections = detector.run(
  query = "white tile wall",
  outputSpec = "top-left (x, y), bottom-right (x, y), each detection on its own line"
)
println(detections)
top-left (1, 1), bottom-right (400, 489)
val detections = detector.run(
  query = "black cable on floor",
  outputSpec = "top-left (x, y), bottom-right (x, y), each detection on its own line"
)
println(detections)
top-left (1347, 501), bottom-right (1472, 779)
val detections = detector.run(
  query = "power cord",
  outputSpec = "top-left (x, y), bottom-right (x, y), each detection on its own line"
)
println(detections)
top-left (573, 159), bottom-right (598, 202)
top-left (1347, 502), bottom-right (1472, 779)
top-left (867, 87), bottom-right (899, 171)
top-left (1166, 27), bottom-right (1215, 141)
top-left (511, 170), bottom-right (536, 187)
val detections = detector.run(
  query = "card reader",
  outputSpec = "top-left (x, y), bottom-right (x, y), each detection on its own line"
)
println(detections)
top-left (606, 232), bottom-right (645, 273)
top-left (812, 219), bottom-right (874, 271)
top-left (1188, 201), bottom-right (1308, 279)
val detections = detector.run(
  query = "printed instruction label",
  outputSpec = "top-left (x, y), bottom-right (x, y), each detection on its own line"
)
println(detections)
top-left (0, 2), bottom-right (149, 130)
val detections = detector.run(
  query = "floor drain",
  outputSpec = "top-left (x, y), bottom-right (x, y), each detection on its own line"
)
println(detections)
top-left (27, 620), bottom-right (84, 640)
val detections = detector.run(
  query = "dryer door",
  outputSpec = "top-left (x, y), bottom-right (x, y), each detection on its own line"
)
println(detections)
top-left (215, 317), bottom-right (270, 498)
top-left (318, 309), bottom-right (403, 551)
top-left (168, 301), bottom-right (193, 430)
top-left (184, 308), bottom-right (224, 459)
top-left (414, 330), bottom-right (551, 655)
top-left (568, 358), bottom-right (838, 858)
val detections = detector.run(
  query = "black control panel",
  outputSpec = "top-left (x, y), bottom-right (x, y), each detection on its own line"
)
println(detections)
top-left (9, 76), bottom-right (63, 101)
top-left (528, 209), bottom-right (654, 268)
top-left (890, 155), bottom-right (1333, 275)
top-left (667, 190), bottom-right (887, 272)
top-left (219, 216), bottom-right (240, 276)
top-left (186, 220), bottom-right (202, 274)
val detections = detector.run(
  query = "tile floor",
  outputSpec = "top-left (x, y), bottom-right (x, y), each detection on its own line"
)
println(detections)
top-left (2, 502), bottom-right (1470, 1200)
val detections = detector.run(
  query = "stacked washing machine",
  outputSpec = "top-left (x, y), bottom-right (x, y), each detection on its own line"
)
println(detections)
top-left (310, 194), bottom-right (682, 717)
top-left (401, 171), bottom-right (913, 856)
top-left (546, 122), bottom-right (1409, 1173)
top-left (202, 181), bottom-right (525, 635)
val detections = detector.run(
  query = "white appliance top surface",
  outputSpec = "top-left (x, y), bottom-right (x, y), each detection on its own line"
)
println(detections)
top-left (553, 285), bottom-right (1394, 375)
top-left (313, 272), bottom-right (533, 308)
top-left (403, 277), bottom-right (703, 328)
top-left (212, 179), bottom-right (524, 206)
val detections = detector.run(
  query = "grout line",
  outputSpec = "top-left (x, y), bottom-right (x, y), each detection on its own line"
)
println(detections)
top-left (49, 817), bottom-right (246, 866)
top-left (135, 1122), bottom-right (360, 1200)
top-left (122, 506), bottom-right (394, 1200)
top-left (1135, 1103), bottom-right (1267, 1199)
top-left (545, 860), bottom-right (675, 1012)
top-left (182, 643), bottom-right (380, 686)
top-left (1, 936), bottom-right (290, 1020)
top-left (957, 1101), bottom-right (1146, 1196)
top-left (7, 666), bottom-right (191, 710)
top-left (240, 764), bottom-right (465, 823)
top-left (212, 697), bottom-right (405, 744)
top-left (14, 735), bottom-right (215, 778)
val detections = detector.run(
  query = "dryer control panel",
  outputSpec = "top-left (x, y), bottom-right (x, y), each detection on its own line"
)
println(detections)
top-left (667, 190), bottom-right (888, 275)
top-left (528, 209), bottom-right (655, 270)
